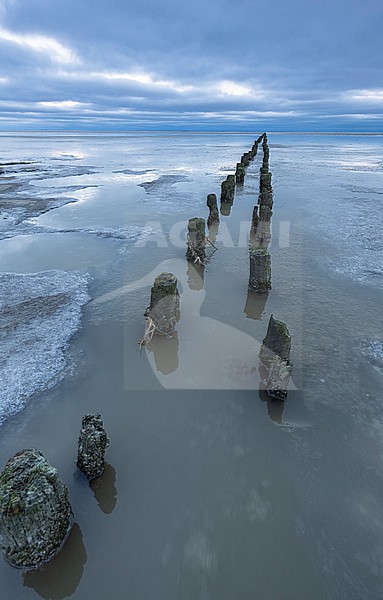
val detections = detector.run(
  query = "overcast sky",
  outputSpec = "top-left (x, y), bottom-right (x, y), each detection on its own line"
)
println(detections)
top-left (0, 0), bottom-right (382, 131)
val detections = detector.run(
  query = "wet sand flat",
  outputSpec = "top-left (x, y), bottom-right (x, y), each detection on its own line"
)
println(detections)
top-left (0, 132), bottom-right (382, 600)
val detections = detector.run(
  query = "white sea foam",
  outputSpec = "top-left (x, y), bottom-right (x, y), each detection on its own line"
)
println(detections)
top-left (50, 224), bottom-right (154, 241)
top-left (0, 220), bottom-right (154, 243)
top-left (0, 270), bottom-right (90, 424)
top-left (361, 340), bottom-right (383, 376)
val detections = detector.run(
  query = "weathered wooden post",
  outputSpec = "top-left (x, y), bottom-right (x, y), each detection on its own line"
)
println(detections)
top-left (259, 170), bottom-right (272, 194)
top-left (186, 217), bottom-right (206, 263)
top-left (146, 272), bottom-right (180, 335)
top-left (207, 193), bottom-right (219, 226)
top-left (251, 215), bottom-right (271, 249)
top-left (259, 169), bottom-right (273, 218)
top-left (252, 205), bottom-right (259, 232)
top-left (258, 204), bottom-right (273, 223)
top-left (241, 151), bottom-right (252, 167)
top-left (259, 315), bottom-right (292, 399)
top-left (248, 249), bottom-right (271, 293)
top-left (0, 449), bottom-right (72, 568)
top-left (77, 414), bottom-right (109, 480)
top-left (235, 162), bottom-right (245, 184)
top-left (220, 175), bottom-right (235, 203)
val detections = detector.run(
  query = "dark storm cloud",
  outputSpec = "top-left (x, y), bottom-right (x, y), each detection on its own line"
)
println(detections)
top-left (0, 0), bottom-right (382, 130)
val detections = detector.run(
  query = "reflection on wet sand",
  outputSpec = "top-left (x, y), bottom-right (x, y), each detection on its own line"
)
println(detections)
top-left (220, 199), bottom-right (233, 216)
top-left (244, 290), bottom-right (269, 320)
top-left (207, 221), bottom-right (219, 245)
top-left (23, 523), bottom-right (87, 600)
top-left (187, 261), bottom-right (205, 291)
top-left (147, 332), bottom-right (179, 375)
top-left (89, 462), bottom-right (117, 514)
top-left (259, 386), bottom-right (285, 424)
top-left (144, 259), bottom-right (264, 389)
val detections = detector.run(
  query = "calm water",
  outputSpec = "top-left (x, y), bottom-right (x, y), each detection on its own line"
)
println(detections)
top-left (0, 132), bottom-right (382, 599)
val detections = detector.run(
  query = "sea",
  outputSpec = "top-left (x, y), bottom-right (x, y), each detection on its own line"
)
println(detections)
top-left (0, 131), bottom-right (382, 599)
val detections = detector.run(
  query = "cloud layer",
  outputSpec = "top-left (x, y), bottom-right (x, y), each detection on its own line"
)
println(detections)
top-left (0, 0), bottom-right (382, 130)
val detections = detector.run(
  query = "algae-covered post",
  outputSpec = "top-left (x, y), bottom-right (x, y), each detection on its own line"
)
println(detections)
top-left (186, 217), bottom-right (206, 264)
top-left (259, 170), bottom-right (273, 218)
top-left (248, 249), bottom-right (271, 293)
top-left (145, 272), bottom-right (180, 335)
top-left (0, 449), bottom-right (72, 568)
top-left (235, 162), bottom-right (245, 184)
top-left (220, 175), bottom-right (235, 203)
top-left (206, 193), bottom-right (219, 226)
top-left (259, 315), bottom-right (292, 399)
top-left (250, 214), bottom-right (271, 249)
top-left (241, 151), bottom-right (252, 167)
top-left (259, 205), bottom-right (273, 221)
top-left (260, 171), bottom-right (272, 194)
top-left (77, 414), bottom-right (109, 480)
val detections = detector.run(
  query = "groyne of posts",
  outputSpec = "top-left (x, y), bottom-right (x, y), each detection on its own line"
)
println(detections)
top-left (142, 131), bottom-right (292, 398)
top-left (0, 131), bottom-right (293, 571)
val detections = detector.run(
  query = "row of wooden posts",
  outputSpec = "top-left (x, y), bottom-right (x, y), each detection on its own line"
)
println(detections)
top-left (145, 132), bottom-right (292, 401)
top-left (0, 134), bottom-right (294, 571)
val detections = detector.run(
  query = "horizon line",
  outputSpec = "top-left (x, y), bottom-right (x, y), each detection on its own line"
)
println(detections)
top-left (0, 130), bottom-right (382, 136)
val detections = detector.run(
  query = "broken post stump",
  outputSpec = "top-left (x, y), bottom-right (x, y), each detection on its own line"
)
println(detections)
top-left (77, 414), bottom-right (109, 480)
top-left (207, 193), bottom-right (219, 226)
top-left (259, 315), bottom-right (292, 399)
top-left (146, 272), bottom-right (180, 335)
top-left (187, 217), bottom-right (206, 264)
top-left (248, 249), bottom-right (271, 293)
top-left (0, 449), bottom-right (72, 568)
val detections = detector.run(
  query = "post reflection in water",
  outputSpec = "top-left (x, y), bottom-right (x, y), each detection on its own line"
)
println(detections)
top-left (259, 386), bottom-right (285, 424)
top-left (244, 290), bottom-right (269, 320)
top-left (96, 258), bottom-right (275, 389)
top-left (207, 221), bottom-right (219, 245)
top-left (220, 200), bottom-right (233, 216)
top-left (23, 523), bottom-right (87, 600)
top-left (143, 259), bottom-right (265, 389)
top-left (147, 332), bottom-right (179, 375)
top-left (89, 462), bottom-right (118, 514)
top-left (187, 261), bottom-right (205, 291)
